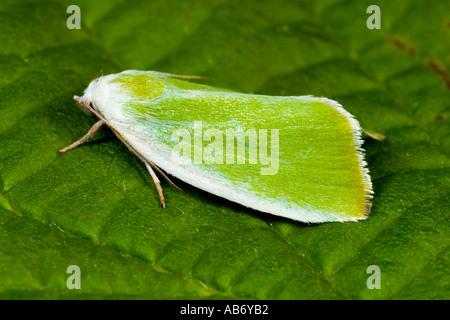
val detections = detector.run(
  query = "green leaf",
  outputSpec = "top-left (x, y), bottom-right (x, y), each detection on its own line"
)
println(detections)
top-left (0, 0), bottom-right (449, 299)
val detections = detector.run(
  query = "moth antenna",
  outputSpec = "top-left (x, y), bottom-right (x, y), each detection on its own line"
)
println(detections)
top-left (163, 72), bottom-right (210, 81)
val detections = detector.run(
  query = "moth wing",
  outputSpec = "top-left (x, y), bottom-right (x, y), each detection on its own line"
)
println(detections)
top-left (103, 87), bottom-right (372, 223)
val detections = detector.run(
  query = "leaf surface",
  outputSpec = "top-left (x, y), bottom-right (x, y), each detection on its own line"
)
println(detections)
top-left (0, 0), bottom-right (448, 299)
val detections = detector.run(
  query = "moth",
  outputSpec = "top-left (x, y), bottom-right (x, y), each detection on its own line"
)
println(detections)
top-left (60, 70), bottom-right (378, 223)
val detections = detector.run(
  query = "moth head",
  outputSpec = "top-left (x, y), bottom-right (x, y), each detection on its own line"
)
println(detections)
top-left (74, 76), bottom-right (106, 117)
top-left (73, 95), bottom-right (95, 117)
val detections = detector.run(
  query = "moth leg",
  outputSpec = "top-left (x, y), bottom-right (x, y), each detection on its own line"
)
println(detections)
top-left (150, 164), bottom-right (183, 192)
top-left (144, 162), bottom-right (166, 208)
top-left (59, 120), bottom-right (105, 153)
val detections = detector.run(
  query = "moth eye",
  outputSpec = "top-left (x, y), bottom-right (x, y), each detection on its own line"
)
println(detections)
top-left (90, 77), bottom-right (99, 83)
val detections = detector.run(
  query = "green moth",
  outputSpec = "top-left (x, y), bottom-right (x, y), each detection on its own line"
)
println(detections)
top-left (61, 70), bottom-right (375, 223)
